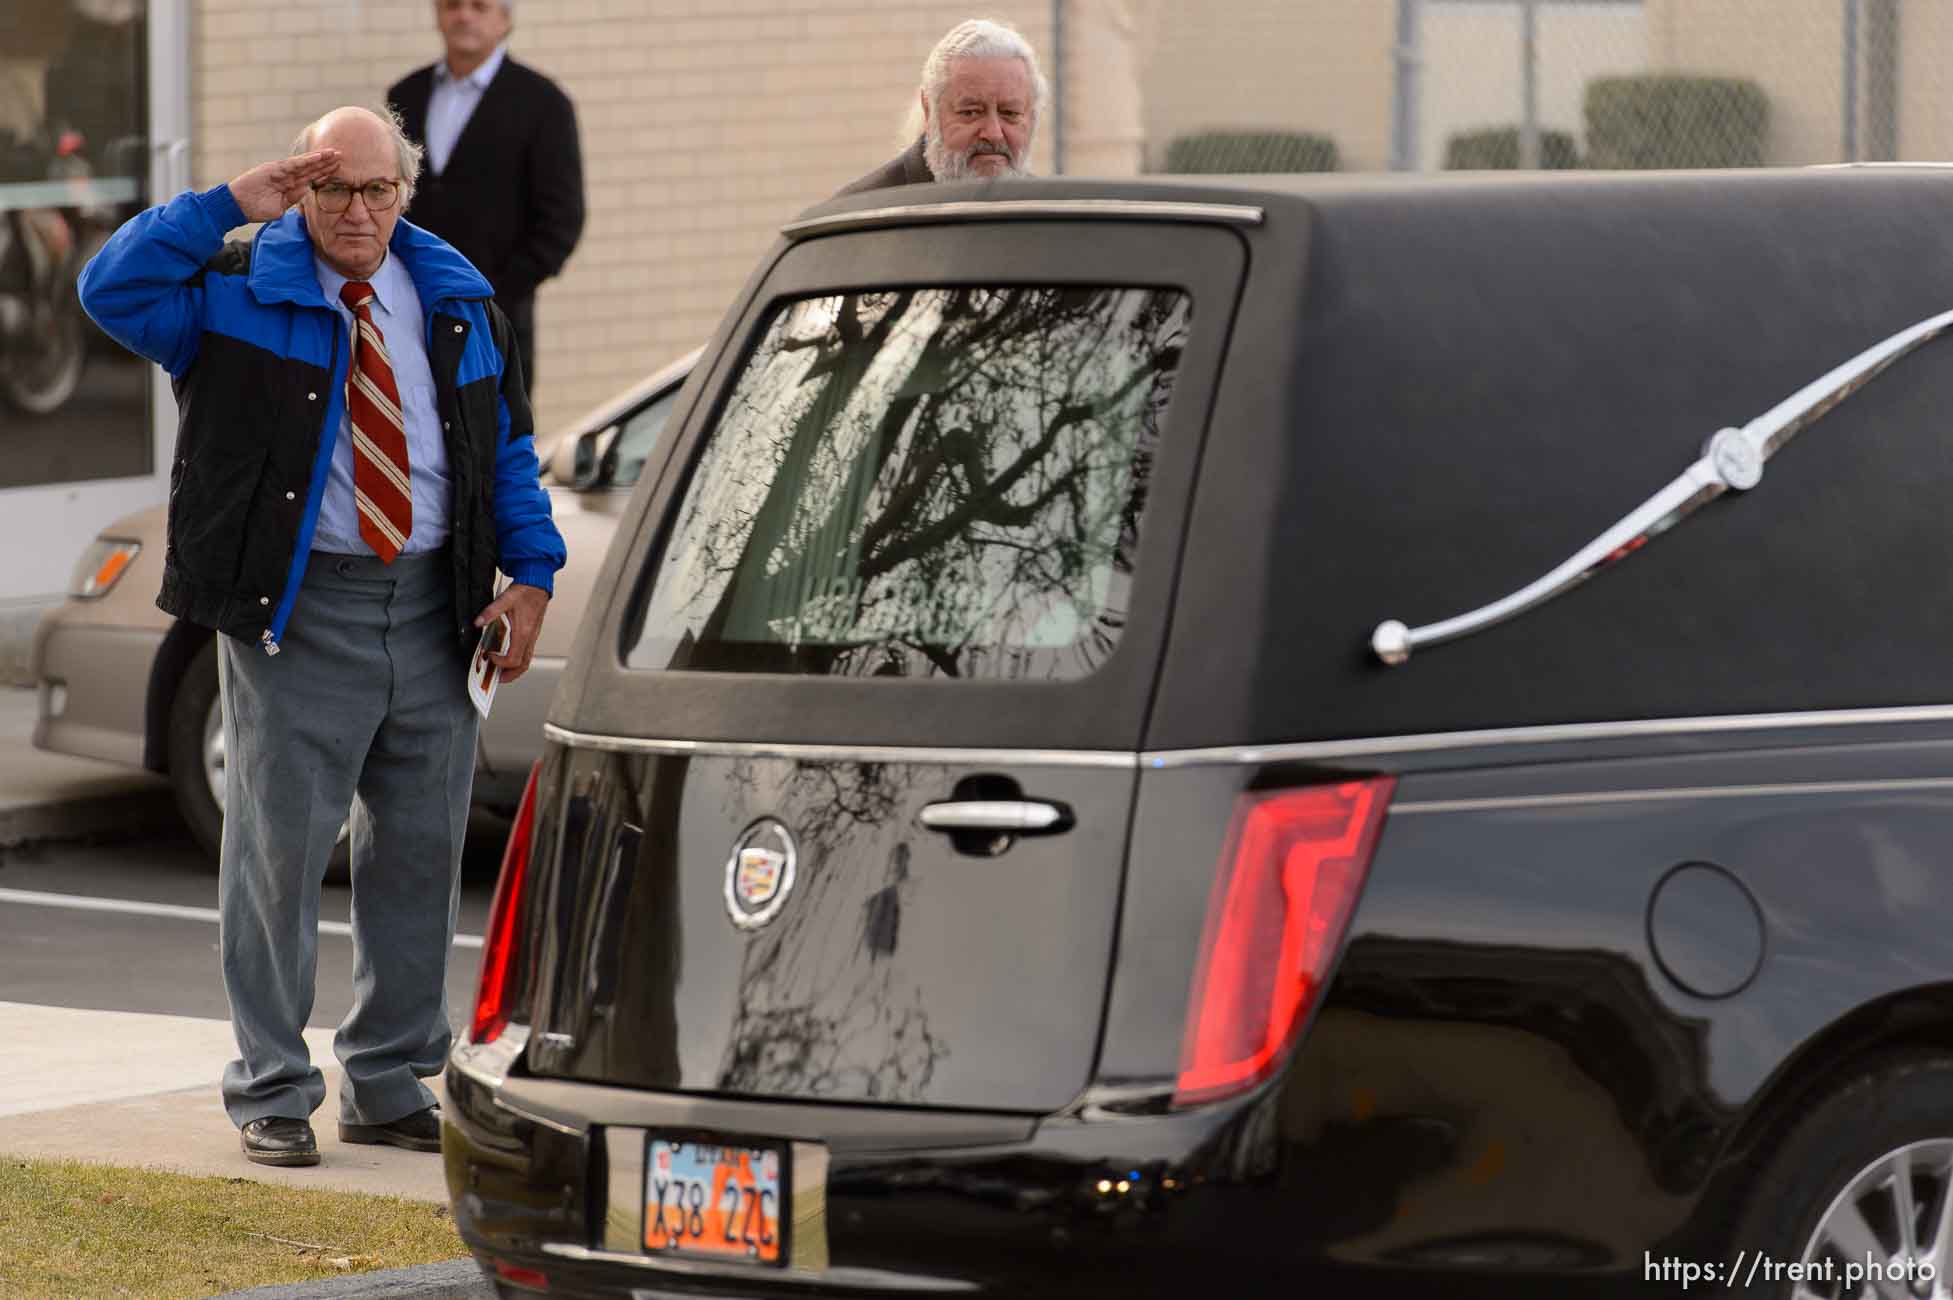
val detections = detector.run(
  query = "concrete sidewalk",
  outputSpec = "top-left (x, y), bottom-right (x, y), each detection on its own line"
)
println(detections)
top-left (0, 1004), bottom-right (489, 1299)
top-left (0, 685), bottom-right (491, 1297)
top-left (0, 1002), bottom-right (451, 1203)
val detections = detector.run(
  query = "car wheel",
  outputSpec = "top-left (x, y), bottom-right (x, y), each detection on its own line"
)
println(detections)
top-left (1731, 1053), bottom-right (1953, 1299)
top-left (165, 641), bottom-right (225, 864)
top-left (166, 639), bottom-right (352, 881)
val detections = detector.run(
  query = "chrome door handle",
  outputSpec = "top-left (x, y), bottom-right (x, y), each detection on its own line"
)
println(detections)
top-left (920, 800), bottom-right (1072, 833)
top-left (1370, 306), bottom-right (1953, 666)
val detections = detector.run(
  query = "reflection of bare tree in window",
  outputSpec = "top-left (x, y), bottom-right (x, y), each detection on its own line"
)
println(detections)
top-left (636, 287), bottom-right (1190, 681)
top-left (715, 761), bottom-right (949, 1101)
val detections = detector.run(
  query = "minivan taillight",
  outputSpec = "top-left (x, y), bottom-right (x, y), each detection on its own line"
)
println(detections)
top-left (1174, 777), bottom-right (1395, 1107)
top-left (472, 759), bottom-right (543, 1045)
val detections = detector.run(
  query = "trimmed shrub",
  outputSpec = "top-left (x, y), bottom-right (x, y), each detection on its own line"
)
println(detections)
top-left (1443, 126), bottom-right (1581, 170)
top-left (1162, 130), bottom-right (1339, 174)
top-left (1584, 75), bottom-right (1769, 169)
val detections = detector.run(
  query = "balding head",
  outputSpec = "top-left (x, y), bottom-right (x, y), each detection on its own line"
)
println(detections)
top-left (305, 106), bottom-right (389, 147)
top-left (293, 106), bottom-right (423, 279)
top-left (292, 105), bottom-right (423, 206)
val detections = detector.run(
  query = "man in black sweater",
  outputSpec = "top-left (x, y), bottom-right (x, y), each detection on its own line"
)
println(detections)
top-left (389, 0), bottom-right (583, 390)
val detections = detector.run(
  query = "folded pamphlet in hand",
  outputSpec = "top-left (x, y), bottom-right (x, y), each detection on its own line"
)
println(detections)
top-left (468, 613), bottom-right (511, 719)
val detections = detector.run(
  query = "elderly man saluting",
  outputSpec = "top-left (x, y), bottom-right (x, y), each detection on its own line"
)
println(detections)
top-left (78, 106), bottom-right (565, 1167)
top-left (837, 17), bottom-right (1047, 195)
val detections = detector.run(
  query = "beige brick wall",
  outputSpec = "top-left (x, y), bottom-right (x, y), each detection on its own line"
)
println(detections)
top-left (1416, 4), bottom-right (1648, 169)
top-left (1129, 0), bottom-right (1897, 174)
top-left (1645, 0), bottom-right (1845, 165)
top-left (1133, 0), bottom-right (1395, 172)
top-left (1896, 0), bottom-right (1953, 161)
top-left (190, 0), bottom-right (1063, 436)
top-left (184, 0), bottom-right (1948, 442)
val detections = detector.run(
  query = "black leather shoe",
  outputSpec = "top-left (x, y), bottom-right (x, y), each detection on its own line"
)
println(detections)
top-left (240, 1116), bottom-right (319, 1167)
top-left (339, 1105), bottom-right (442, 1152)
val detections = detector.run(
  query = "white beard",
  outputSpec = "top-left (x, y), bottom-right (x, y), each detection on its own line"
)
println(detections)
top-left (924, 117), bottom-right (1031, 181)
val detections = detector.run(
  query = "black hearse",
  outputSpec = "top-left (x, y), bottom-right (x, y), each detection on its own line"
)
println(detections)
top-left (444, 169), bottom-right (1953, 1299)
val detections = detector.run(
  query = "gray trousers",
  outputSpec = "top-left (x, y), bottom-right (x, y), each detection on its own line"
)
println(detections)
top-left (217, 549), bottom-right (478, 1128)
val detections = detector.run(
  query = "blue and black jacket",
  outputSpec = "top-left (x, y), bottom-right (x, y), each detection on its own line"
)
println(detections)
top-left (78, 183), bottom-right (566, 654)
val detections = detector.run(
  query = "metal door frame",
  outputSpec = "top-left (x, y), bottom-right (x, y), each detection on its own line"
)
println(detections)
top-left (0, 0), bottom-right (191, 605)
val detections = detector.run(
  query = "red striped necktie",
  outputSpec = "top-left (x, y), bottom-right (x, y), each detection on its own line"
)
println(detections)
top-left (339, 280), bottom-right (413, 562)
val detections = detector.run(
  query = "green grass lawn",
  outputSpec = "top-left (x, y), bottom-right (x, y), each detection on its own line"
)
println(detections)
top-left (0, 1157), bottom-right (468, 1299)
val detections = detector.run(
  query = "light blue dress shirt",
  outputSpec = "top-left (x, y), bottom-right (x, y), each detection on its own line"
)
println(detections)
top-left (425, 42), bottom-right (508, 175)
top-left (313, 252), bottom-right (451, 556)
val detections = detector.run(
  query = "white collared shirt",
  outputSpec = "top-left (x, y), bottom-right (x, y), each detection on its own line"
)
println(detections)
top-left (313, 252), bottom-right (451, 556)
top-left (425, 41), bottom-right (508, 175)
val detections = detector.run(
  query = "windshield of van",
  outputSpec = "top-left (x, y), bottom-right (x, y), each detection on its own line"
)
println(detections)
top-left (627, 285), bottom-right (1191, 680)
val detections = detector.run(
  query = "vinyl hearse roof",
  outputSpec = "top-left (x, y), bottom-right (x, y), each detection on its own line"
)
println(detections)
top-left (553, 166), bottom-right (1953, 756)
top-left (793, 164), bottom-right (1953, 238)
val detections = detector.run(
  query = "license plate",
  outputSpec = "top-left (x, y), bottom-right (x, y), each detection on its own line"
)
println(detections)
top-left (644, 1136), bottom-right (788, 1266)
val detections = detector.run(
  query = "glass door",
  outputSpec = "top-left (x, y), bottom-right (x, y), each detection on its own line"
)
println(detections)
top-left (0, 0), bottom-right (186, 605)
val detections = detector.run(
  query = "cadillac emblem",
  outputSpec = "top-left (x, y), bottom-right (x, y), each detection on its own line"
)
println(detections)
top-left (724, 818), bottom-right (798, 930)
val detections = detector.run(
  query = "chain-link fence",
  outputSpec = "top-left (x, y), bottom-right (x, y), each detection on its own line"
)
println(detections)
top-left (1140, 0), bottom-right (1950, 176)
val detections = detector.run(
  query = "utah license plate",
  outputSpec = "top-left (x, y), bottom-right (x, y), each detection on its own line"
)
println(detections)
top-left (644, 1136), bottom-right (787, 1266)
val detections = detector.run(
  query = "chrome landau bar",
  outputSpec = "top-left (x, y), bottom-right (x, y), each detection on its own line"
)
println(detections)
top-left (1371, 307), bottom-right (1953, 665)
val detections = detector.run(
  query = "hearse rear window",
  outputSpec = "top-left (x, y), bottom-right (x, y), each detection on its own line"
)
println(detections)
top-left (627, 286), bottom-right (1191, 680)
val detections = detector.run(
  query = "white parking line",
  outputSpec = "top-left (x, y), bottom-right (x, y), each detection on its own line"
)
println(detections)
top-left (0, 887), bottom-right (485, 949)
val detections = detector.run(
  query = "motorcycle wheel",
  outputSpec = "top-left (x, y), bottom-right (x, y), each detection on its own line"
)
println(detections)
top-left (0, 294), bottom-right (87, 415)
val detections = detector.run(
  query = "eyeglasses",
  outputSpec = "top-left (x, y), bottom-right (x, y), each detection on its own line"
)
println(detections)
top-left (310, 179), bottom-right (401, 213)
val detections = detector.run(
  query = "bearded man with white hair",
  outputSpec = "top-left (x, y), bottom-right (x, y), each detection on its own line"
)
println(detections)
top-left (836, 17), bottom-right (1047, 196)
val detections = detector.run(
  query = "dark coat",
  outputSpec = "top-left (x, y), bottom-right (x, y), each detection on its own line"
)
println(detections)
top-left (388, 57), bottom-right (585, 313)
top-left (77, 186), bottom-right (566, 652)
top-left (834, 137), bottom-right (935, 198)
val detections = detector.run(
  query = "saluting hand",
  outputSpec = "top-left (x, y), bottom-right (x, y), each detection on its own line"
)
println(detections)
top-left (227, 149), bottom-right (342, 224)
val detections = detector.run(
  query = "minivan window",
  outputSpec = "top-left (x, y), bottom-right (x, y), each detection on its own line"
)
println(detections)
top-left (627, 286), bottom-right (1191, 679)
top-left (608, 388), bottom-right (675, 489)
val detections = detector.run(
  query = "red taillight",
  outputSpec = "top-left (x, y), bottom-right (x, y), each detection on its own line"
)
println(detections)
top-left (1174, 777), bottom-right (1395, 1107)
top-left (472, 759), bottom-right (543, 1045)
top-left (491, 1258), bottom-right (549, 1291)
